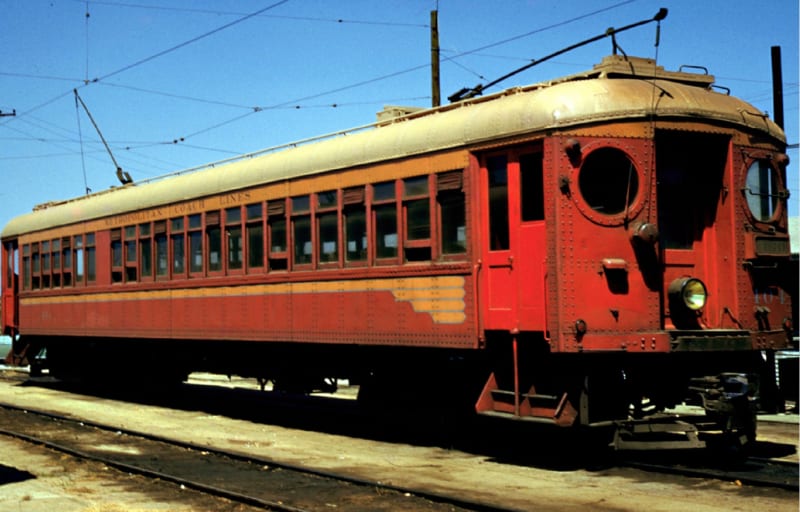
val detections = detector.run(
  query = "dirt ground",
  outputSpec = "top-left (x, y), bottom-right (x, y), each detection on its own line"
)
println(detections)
top-left (0, 370), bottom-right (796, 512)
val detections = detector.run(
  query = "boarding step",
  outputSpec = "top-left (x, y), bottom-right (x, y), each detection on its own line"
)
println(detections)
top-left (475, 373), bottom-right (577, 426)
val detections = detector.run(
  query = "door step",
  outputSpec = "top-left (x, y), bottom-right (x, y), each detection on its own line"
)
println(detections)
top-left (475, 373), bottom-right (577, 426)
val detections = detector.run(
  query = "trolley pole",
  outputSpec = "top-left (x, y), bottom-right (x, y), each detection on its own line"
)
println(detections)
top-left (431, 10), bottom-right (441, 107)
top-left (0, 109), bottom-right (16, 118)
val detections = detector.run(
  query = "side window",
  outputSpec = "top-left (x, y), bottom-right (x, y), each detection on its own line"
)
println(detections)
top-left (51, 239), bottom-right (61, 287)
top-left (139, 222), bottom-right (152, 280)
top-left (206, 211), bottom-right (222, 274)
top-left (111, 229), bottom-right (123, 283)
top-left (403, 176), bottom-right (432, 262)
top-left (226, 206), bottom-right (243, 273)
top-left (246, 203), bottom-right (265, 272)
top-left (124, 225), bottom-right (137, 282)
top-left (171, 217), bottom-right (187, 277)
top-left (373, 181), bottom-right (398, 261)
top-left (154, 221), bottom-right (168, 279)
top-left (22, 244), bottom-right (30, 290)
top-left (85, 232), bottom-right (96, 283)
top-left (61, 237), bottom-right (72, 286)
top-left (41, 240), bottom-right (50, 288)
top-left (317, 190), bottom-right (339, 266)
top-left (344, 187), bottom-right (367, 264)
top-left (188, 214), bottom-right (203, 275)
top-left (292, 196), bottom-right (312, 267)
top-left (31, 243), bottom-right (40, 290)
top-left (437, 170), bottom-right (466, 256)
top-left (267, 200), bottom-right (288, 271)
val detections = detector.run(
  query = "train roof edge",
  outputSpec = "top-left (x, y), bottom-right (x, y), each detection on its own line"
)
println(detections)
top-left (1, 55), bottom-right (786, 239)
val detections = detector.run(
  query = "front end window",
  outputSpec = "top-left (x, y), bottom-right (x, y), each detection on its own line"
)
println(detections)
top-left (744, 159), bottom-right (783, 222)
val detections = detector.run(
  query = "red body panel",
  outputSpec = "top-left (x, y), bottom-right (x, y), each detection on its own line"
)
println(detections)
top-left (19, 273), bottom-right (477, 348)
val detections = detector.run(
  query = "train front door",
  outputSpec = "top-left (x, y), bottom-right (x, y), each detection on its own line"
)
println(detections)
top-left (480, 149), bottom-right (546, 332)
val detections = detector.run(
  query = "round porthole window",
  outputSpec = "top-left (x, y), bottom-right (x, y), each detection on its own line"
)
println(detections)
top-left (578, 147), bottom-right (639, 217)
top-left (744, 159), bottom-right (781, 222)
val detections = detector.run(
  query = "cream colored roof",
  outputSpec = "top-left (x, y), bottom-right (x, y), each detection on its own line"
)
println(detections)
top-left (2, 56), bottom-right (785, 239)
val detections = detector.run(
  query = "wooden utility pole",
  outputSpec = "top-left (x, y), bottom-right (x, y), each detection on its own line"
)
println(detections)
top-left (771, 46), bottom-right (784, 130)
top-left (431, 10), bottom-right (441, 107)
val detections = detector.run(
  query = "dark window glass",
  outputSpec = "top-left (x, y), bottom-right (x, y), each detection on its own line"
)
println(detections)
top-left (228, 225), bottom-right (243, 270)
top-left (247, 224), bottom-right (264, 268)
top-left (373, 181), bottom-right (395, 201)
top-left (226, 206), bottom-right (241, 224)
top-left (318, 191), bottom-right (337, 208)
top-left (270, 218), bottom-right (287, 253)
top-left (404, 176), bottom-right (428, 197)
top-left (188, 214), bottom-right (202, 229)
top-left (86, 247), bottom-right (96, 282)
top-left (126, 240), bottom-right (137, 263)
top-left (488, 155), bottom-right (509, 250)
top-left (140, 238), bottom-right (152, 277)
top-left (189, 231), bottom-right (203, 273)
top-left (345, 207), bottom-right (367, 262)
top-left (578, 147), bottom-right (638, 215)
top-left (156, 234), bottom-right (168, 276)
top-left (440, 190), bottom-right (466, 254)
top-left (375, 204), bottom-right (398, 258)
top-left (292, 196), bottom-right (310, 213)
top-left (406, 199), bottom-right (430, 240)
top-left (172, 234), bottom-right (186, 274)
top-left (318, 212), bottom-right (338, 263)
top-left (246, 203), bottom-right (263, 220)
top-left (112, 241), bottom-right (123, 267)
top-left (207, 226), bottom-right (222, 272)
top-left (293, 216), bottom-right (312, 265)
top-left (520, 152), bottom-right (544, 221)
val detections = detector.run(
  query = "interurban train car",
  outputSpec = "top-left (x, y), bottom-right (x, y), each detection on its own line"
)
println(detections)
top-left (2, 54), bottom-right (793, 447)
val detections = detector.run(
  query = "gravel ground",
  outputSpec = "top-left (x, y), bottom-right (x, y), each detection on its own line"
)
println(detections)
top-left (0, 370), bottom-right (796, 512)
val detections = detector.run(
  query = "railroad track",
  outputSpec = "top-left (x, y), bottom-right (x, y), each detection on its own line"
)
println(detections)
top-left (620, 456), bottom-right (798, 491)
top-left (0, 371), bottom-right (796, 509)
top-left (0, 403), bottom-right (507, 512)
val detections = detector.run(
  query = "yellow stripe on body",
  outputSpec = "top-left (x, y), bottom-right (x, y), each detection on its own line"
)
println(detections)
top-left (21, 275), bottom-right (467, 324)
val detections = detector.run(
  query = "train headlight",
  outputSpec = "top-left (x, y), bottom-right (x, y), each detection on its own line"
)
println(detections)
top-left (669, 277), bottom-right (708, 312)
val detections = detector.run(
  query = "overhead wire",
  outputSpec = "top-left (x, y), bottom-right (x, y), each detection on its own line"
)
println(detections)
top-left (93, 0), bottom-right (291, 83)
top-left (67, 0), bottom-right (428, 28)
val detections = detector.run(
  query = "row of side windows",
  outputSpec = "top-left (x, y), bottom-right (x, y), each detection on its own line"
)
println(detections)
top-left (21, 171), bottom-right (466, 289)
top-left (22, 233), bottom-right (96, 291)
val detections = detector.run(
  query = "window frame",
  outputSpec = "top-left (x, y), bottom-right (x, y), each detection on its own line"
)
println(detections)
top-left (245, 202), bottom-right (265, 273)
top-left (224, 206), bottom-right (245, 276)
top-left (436, 170), bottom-right (468, 260)
top-left (267, 199), bottom-right (288, 272)
top-left (291, 195), bottom-right (313, 269)
top-left (316, 190), bottom-right (341, 268)
top-left (371, 180), bottom-right (400, 265)
top-left (343, 186), bottom-right (368, 267)
top-left (402, 175), bottom-right (434, 262)
top-left (188, 214), bottom-right (204, 277)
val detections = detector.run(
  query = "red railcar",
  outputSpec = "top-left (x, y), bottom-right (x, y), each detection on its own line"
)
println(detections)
top-left (2, 55), bottom-right (793, 447)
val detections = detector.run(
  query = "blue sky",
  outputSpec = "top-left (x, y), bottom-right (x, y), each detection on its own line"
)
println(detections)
top-left (1, 0), bottom-right (797, 235)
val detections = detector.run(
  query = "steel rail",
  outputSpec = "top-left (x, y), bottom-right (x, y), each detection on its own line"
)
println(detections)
top-left (0, 401), bottom-right (515, 512)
